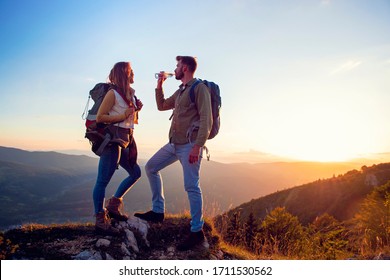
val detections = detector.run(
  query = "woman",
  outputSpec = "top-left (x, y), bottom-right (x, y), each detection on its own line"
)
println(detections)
top-left (93, 61), bottom-right (142, 234)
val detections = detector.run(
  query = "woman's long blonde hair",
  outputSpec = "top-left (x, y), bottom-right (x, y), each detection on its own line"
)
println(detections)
top-left (108, 62), bottom-right (134, 103)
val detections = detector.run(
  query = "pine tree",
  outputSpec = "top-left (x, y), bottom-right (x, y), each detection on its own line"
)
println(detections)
top-left (244, 212), bottom-right (258, 250)
top-left (260, 207), bottom-right (304, 256)
top-left (225, 211), bottom-right (242, 246)
top-left (308, 213), bottom-right (348, 259)
top-left (354, 182), bottom-right (390, 253)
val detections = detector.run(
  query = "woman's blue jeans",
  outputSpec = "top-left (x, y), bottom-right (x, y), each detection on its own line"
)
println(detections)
top-left (93, 144), bottom-right (141, 214)
top-left (145, 143), bottom-right (204, 232)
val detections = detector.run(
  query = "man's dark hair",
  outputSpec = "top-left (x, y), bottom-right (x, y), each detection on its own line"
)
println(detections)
top-left (176, 56), bottom-right (197, 73)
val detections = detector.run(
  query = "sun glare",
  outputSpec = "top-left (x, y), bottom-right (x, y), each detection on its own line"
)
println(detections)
top-left (278, 145), bottom-right (358, 162)
top-left (257, 96), bottom-right (378, 163)
top-left (265, 124), bottom-right (368, 163)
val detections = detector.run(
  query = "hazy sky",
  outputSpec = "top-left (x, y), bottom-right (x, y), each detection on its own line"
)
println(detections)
top-left (0, 0), bottom-right (389, 162)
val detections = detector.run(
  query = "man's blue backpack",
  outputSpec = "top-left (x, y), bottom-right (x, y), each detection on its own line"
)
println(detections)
top-left (189, 79), bottom-right (221, 139)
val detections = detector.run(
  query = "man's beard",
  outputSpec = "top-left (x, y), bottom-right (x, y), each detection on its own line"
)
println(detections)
top-left (175, 71), bottom-right (184, 80)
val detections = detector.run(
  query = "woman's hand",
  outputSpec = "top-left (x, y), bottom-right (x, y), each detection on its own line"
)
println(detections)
top-left (124, 106), bottom-right (135, 119)
top-left (136, 99), bottom-right (143, 111)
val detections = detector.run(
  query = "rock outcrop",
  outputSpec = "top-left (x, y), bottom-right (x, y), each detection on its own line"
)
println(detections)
top-left (2, 215), bottom-right (241, 260)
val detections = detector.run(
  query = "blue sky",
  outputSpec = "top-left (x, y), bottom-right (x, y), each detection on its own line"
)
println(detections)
top-left (0, 0), bottom-right (389, 162)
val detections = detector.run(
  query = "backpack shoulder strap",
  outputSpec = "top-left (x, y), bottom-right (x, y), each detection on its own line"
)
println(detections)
top-left (189, 79), bottom-right (202, 103)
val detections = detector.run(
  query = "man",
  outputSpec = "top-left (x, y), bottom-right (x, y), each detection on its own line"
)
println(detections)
top-left (135, 56), bottom-right (212, 251)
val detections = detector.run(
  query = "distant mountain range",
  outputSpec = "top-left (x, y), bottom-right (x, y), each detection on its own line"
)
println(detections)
top-left (0, 146), bottom-right (366, 229)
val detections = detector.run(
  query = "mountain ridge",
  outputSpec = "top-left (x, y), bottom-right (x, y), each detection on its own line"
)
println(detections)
top-left (215, 162), bottom-right (390, 227)
top-left (0, 145), bottom-right (368, 229)
top-left (1, 147), bottom-right (389, 260)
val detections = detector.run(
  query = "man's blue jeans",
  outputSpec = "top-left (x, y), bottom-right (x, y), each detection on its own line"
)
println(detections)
top-left (93, 144), bottom-right (141, 214)
top-left (145, 143), bottom-right (204, 232)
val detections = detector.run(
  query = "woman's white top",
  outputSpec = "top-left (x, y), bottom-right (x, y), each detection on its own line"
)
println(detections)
top-left (109, 89), bottom-right (135, 129)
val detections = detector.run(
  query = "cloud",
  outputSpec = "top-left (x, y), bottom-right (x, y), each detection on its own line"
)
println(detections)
top-left (331, 60), bottom-right (362, 75)
top-left (320, 0), bottom-right (331, 6)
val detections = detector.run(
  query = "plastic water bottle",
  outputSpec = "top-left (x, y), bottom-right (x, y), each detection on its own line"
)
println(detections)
top-left (155, 71), bottom-right (175, 79)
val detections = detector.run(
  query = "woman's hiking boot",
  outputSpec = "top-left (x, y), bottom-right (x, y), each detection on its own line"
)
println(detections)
top-left (95, 210), bottom-right (120, 235)
top-left (134, 210), bottom-right (164, 223)
top-left (106, 196), bottom-right (129, 221)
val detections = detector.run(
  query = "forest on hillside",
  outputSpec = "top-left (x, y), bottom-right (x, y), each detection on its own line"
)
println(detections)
top-left (215, 171), bottom-right (390, 259)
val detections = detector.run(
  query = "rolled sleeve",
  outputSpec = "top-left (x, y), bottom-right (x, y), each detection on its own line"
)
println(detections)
top-left (155, 88), bottom-right (177, 111)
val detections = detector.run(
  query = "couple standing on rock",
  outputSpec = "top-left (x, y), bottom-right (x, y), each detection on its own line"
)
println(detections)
top-left (92, 56), bottom-right (213, 251)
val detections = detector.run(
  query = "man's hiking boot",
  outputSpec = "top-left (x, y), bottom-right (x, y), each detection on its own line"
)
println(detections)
top-left (134, 210), bottom-right (164, 223)
top-left (95, 210), bottom-right (120, 235)
top-left (106, 196), bottom-right (128, 221)
top-left (177, 230), bottom-right (206, 251)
